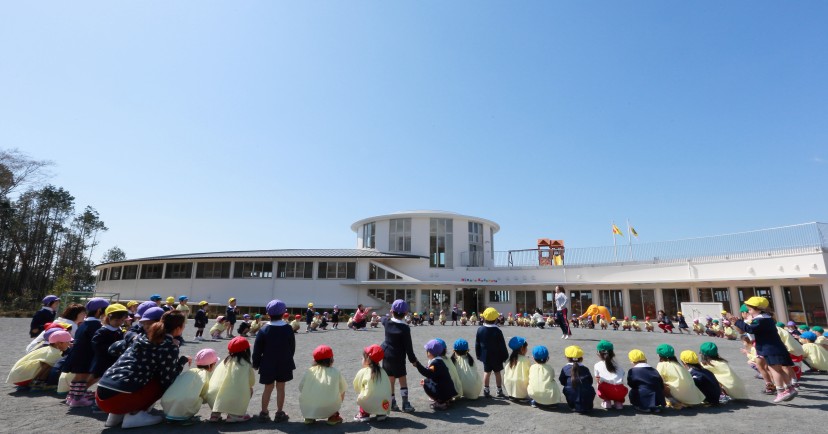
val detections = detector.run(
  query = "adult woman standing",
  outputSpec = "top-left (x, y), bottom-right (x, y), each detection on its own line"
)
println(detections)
top-left (555, 286), bottom-right (571, 339)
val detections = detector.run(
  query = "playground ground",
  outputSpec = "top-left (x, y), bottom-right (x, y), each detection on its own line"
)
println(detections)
top-left (1, 317), bottom-right (826, 433)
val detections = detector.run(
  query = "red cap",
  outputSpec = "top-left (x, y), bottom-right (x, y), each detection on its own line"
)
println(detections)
top-left (228, 336), bottom-right (250, 353)
top-left (295, 314), bottom-right (301, 319)
top-left (313, 345), bottom-right (334, 361)
top-left (282, 313), bottom-right (290, 319)
top-left (364, 344), bottom-right (384, 363)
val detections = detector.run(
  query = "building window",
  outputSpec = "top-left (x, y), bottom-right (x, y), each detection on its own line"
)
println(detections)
top-left (277, 262), bottom-right (314, 279)
top-left (737, 287), bottom-right (774, 312)
top-left (599, 289), bottom-right (624, 318)
top-left (420, 289), bottom-right (451, 313)
top-left (140, 264), bottom-right (163, 279)
top-left (468, 222), bottom-right (483, 267)
top-left (515, 290), bottom-right (537, 314)
top-left (122, 265), bottom-right (138, 280)
top-left (698, 288), bottom-right (730, 304)
top-left (233, 262), bottom-right (273, 279)
top-left (368, 289), bottom-right (416, 311)
top-left (368, 264), bottom-right (402, 280)
top-left (489, 290), bottom-right (510, 303)
top-left (430, 218), bottom-right (453, 268)
top-left (662, 288), bottom-right (690, 317)
top-left (196, 262), bottom-right (231, 279)
top-left (318, 262), bottom-right (356, 279)
top-left (629, 289), bottom-right (656, 319)
top-left (570, 290), bottom-right (594, 315)
top-left (165, 263), bottom-right (192, 279)
top-left (490, 227), bottom-right (495, 259)
top-left (100, 268), bottom-right (108, 281)
top-left (783, 285), bottom-right (826, 327)
top-left (362, 222), bottom-right (376, 249)
top-left (389, 218), bottom-right (411, 252)
top-left (109, 266), bottom-right (122, 280)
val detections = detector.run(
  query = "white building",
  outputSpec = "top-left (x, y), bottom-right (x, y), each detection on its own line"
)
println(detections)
top-left (94, 211), bottom-right (828, 326)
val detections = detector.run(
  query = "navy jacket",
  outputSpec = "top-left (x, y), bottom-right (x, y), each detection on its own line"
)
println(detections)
top-left (689, 366), bottom-right (721, 404)
top-left (381, 318), bottom-right (418, 364)
top-left (475, 325), bottom-right (508, 367)
top-left (735, 315), bottom-right (789, 357)
top-left (225, 305), bottom-right (237, 323)
top-left (252, 322), bottom-right (296, 380)
top-left (559, 364), bottom-right (596, 412)
top-left (627, 365), bottom-right (666, 409)
top-left (90, 326), bottom-right (124, 377)
top-left (62, 318), bottom-right (102, 373)
top-left (194, 309), bottom-right (208, 328)
top-left (30, 307), bottom-right (56, 337)
top-left (415, 358), bottom-right (457, 402)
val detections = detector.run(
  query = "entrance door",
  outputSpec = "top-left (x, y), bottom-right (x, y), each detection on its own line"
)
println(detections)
top-left (462, 288), bottom-right (480, 314)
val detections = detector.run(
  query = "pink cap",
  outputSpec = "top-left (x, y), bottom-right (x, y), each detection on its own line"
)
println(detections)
top-left (48, 330), bottom-right (72, 344)
top-left (195, 348), bottom-right (218, 366)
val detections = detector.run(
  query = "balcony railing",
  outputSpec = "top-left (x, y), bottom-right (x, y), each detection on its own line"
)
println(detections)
top-left (462, 222), bottom-right (828, 268)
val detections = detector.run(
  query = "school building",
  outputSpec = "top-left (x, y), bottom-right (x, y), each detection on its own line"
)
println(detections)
top-left (93, 211), bottom-right (828, 327)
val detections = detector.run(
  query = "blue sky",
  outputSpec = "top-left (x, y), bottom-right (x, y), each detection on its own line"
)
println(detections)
top-left (2, 1), bottom-right (826, 261)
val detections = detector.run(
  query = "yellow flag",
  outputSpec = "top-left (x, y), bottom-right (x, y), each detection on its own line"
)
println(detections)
top-left (630, 226), bottom-right (638, 237)
top-left (612, 224), bottom-right (623, 236)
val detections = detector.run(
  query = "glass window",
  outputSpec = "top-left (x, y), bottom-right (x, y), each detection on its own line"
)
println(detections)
top-left (389, 218), bottom-right (412, 252)
top-left (737, 287), bottom-right (774, 312)
top-left (629, 289), bottom-right (656, 319)
top-left (165, 263), bottom-right (192, 279)
top-left (276, 262), bottom-right (313, 279)
top-left (599, 289), bottom-right (623, 318)
top-left (122, 265), bottom-right (138, 280)
top-left (368, 263), bottom-right (402, 280)
top-left (662, 288), bottom-right (690, 317)
top-left (420, 289), bottom-right (451, 313)
top-left (140, 264), bottom-right (163, 279)
top-left (570, 290), bottom-right (594, 315)
top-left (362, 222), bottom-right (376, 249)
top-left (698, 287), bottom-right (730, 304)
top-left (100, 268), bottom-right (108, 281)
top-left (108, 266), bottom-right (121, 280)
top-left (317, 262), bottom-right (356, 279)
top-left (783, 285), bottom-right (826, 327)
top-left (468, 222), bottom-right (484, 267)
top-left (542, 290), bottom-right (555, 313)
top-left (489, 290), bottom-right (511, 303)
top-left (490, 227), bottom-right (495, 259)
top-left (233, 262), bottom-right (273, 279)
top-left (368, 289), bottom-right (415, 311)
top-left (515, 290), bottom-right (537, 314)
top-left (196, 262), bottom-right (231, 279)
top-left (430, 218), bottom-right (453, 268)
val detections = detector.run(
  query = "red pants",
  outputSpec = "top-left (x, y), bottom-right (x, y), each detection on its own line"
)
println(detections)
top-left (658, 324), bottom-right (673, 333)
top-left (95, 379), bottom-right (162, 415)
top-left (597, 382), bottom-right (628, 402)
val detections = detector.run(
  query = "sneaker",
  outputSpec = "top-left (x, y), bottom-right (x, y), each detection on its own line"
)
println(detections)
top-left (601, 400), bottom-right (610, 409)
top-left (122, 411), bottom-right (163, 429)
top-left (564, 335), bottom-right (569, 340)
top-left (304, 419), bottom-right (316, 425)
top-left (225, 414), bottom-right (251, 423)
top-left (105, 413), bottom-right (125, 428)
top-left (353, 413), bottom-right (370, 422)
top-left (68, 396), bottom-right (94, 408)
top-left (273, 411), bottom-right (289, 423)
top-left (257, 411), bottom-right (270, 422)
top-left (430, 402), bottom-right (448, 411)
top-left (401, 402), bottom-right (415, 413)
top-left (483, 389), bottom-right (491, 398)
top-left (496, 390), bottom-right (507, 399)
top-left (326, 413), bottom-right (343, 425)
top-left (391, 400), bottom-right (401, 412)
top-left (614, 401), bottom-right (624, 410)
top-left (773, 391), bottom-right (790, 403)
top-left (375, 415), bottom-right (387, 421)
top-left (635, 406), bottom-right (651, 413)
top-left (784, 387), bottom-right (798, 401)
top-left (530, 400), bottom-right (537, 408)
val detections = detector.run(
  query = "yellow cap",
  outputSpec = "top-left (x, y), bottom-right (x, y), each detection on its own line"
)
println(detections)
top-left (680, 350), bottom-right (699, 365)
top-left (611, 316), bottom-right (617, 321)
top-left (744, 296), bottom-right (768, 309)
top-left (166, 296), bottom-right (175, 304)
top-left (199, 300), bottom-right (208, 306)
top-left (564, 345), bottom-right (584, 359)
top-left (228, 297), bottom-right (236, 303)
top-left (126, 301), bottom-right (139, 308)
top-left (105, 303), bottom-right (128, 316)
top-left (677, 311), bottom-right (683, 315)
top-left (482, 307), bottom-right (499, 322)
top-left (628, 349), bottom-right (647, 363)
top-left (720, 310), bottom-right (727, 314)
top-left (308, 302), bottom-right (314, 308)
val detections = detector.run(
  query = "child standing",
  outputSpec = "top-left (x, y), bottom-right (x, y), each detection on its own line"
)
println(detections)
top-left (331, 305), bottom-right (341, 329)
top-left (161, 349), bottom-right (218, 424)
top-left (527, 345), bottom-right (560, 408)
top-left (626, 349), bottom-right (665, 413)
top-left (298, 345), bottom-right (346, 425)
top-left (655, 344), bottom-right (705, 408)
top-left (194, 301), bottom-right (208, 341)
top-left (225, 298), bottom-right (238, 338)
top-left (62, 297), bottom-right (109, 407)
top-left (305, 303), bottom-right (315, 333)
top-left (413, 339), bottom-right (457, 410)
top-left (451, 339), bottom-right (482, 400)
top-left (559, 346), bottom-right (595, 413)
top-left (381, 299), bottom-right (418, 412)
top-left (90, 304), bottom-right (128, 384)
top-left (679, 350), bottom-right (722, 405)
top-left (699, 342), bottom-right (747, 400)
top-left (253, 299), bottom-right (295, 423)
top-left (207, 337), bottom-right (255, 422)
top-left (353, 345), bottom-right (392, 422)
top-left (503, 336), bottom-right (530, 400)
top-left (677, 311), bottom-right (689, 334)
top-left (475, 307), bottom-right (509, 399)
top-left (7, 330), bottom-right (72, 390)
top-left (593, 340), bottom-right (627, 410)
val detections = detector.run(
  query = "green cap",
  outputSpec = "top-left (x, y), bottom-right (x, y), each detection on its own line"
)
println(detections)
top-left (632, 316), bottom-right (637, 320)
top-left (656, 344), bottom-right (675, 358)
top-left (798, 324), bottom-right (810, 331)
top-left (254, 314), bottom-right (261, 319)
top-left (740, 304), bottom-right (749, 313)
top-left (776, 321), bottom-right (785, 328)
top-left (596, 340), bottom-right (614, 352)
top-left (811, 326), bottom-right (824, 333)
top-left (699, 342), bottom-right (719, 357)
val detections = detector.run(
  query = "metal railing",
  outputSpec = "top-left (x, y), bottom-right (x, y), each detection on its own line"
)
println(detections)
top-left (464, 222), bottom-right (828, 268)
top-left (460, 251), bottom-right (486, 267)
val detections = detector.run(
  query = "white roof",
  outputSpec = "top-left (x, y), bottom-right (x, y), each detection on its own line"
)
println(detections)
top-left (351, 210), bottom-right (500, 233)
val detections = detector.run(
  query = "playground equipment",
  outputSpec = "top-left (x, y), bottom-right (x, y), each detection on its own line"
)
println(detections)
top-left (579, 304), bottom-right (612, 322)
top-left (537, 239), bottom-right (565, 266)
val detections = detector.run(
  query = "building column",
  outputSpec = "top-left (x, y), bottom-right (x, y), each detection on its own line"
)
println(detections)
top-left (689, 286), bottom-right (698, 302)
top-left (654, 287), bottom-right (664, 314)
top-left (728, 286), bottom-right (740, 314)
top-left (772, 285), bottom-right (787, 323)
top-left (622, 288), bottom-right (632, 318)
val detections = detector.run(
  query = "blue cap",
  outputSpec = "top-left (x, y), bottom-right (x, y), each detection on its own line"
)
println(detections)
top-left (801, 331), bottom-right (817, 341)
top-left (266, 299), bottom-right (286, 316)
top-left (136, 301), bottom-right (156, 317)
top-left (424, 339), bottom-right (445, 356)
top-left (86, 297), bottom-right (110, 313)
top-left (42, 295), bottom-right (60, 306)
top-left (434, 338), bottom-right (447, 354)
top-left (508, 336), bottom-right (527, 351)
top-left (454, 338), bottom-right (469, 351)
top-left (140, 307), bottom-right (164, 322)
top-left (178, 296), bottom-right (188, 302)
top-left (150, 294), bottom-right (162, 301)
top-left (532, 345), bottom-right (549, 362)
top-left (391, 299), bottom-right (409, 314)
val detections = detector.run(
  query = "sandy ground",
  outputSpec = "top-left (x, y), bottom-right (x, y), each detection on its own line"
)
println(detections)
top-left (1, 317), bottom-right (826, 433)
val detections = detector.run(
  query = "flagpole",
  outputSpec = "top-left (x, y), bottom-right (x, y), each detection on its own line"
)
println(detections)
top-left (613, 220), bottom-right (618, 263)
top-left (627, 218), bottom-right (633, 261)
